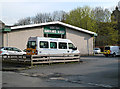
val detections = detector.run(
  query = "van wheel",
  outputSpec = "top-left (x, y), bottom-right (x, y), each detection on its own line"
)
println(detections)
top-left (105, 55), bottom-right (108, 57)
top-left (3, 54), bottom-right (8, 59)
top-left (23, 54), bottom-right (26, 56)
top-left (113, 53), bottom-right (116, 57)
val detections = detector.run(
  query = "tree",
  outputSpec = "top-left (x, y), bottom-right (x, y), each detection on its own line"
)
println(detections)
top-left (32, 13), bottom-right (52, 24)
top-left (14, 11), bottom-right (66, 26)
top-left (111, 2), bottom-right (120, 44)
top-left (14, 17), bottom-right (31, 26)
top-left (92, 7), bottom-right (111, 22)
top-left (95, 21), bottom-right (118, 46)
top-left (51, 11), bottom-right (66, 22)
top-left (65, 6), bottom-right (97, 32)
top-left (118, 1), bottom-right (120, 10)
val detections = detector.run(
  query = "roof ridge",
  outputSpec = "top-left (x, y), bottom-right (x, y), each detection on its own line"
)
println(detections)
top-left (11, 21), bottom-right (97, 36)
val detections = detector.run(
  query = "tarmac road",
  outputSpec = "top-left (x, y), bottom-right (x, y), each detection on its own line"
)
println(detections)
top-left (1, 55), bottom-right (119, 88)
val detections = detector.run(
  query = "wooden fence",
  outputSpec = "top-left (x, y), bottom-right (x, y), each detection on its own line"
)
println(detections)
top-left (2, 53), bottom-right (80, 66)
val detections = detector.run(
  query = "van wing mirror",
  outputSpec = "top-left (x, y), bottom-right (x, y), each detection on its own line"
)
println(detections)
top-left (72, 47), bottom-right (77, 50)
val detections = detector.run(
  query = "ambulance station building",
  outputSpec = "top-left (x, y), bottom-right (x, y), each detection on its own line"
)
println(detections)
top-left (2, 21), bottom-right (97, 55)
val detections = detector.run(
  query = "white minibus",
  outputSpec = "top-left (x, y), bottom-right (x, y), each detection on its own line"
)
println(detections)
top-left (26, 37), bottom-right (80, 55)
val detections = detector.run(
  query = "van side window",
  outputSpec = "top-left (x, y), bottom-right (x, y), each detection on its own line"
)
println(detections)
top-left (40, 41), bottom-right (49, 48)
top-left (68, 43), bottom-right (75, 49)
top-left (50, 42), bottom-right (57, 49)
top-left (59, 42), bottom-right (67, 49)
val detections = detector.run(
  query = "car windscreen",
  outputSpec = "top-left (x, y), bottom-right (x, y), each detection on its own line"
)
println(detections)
top-left (27, 41), bottom-right (36, 49)
top-left (94, 48), bottom-right (100, 50)
top-left (68, 43), bottom-right (75, 49)
top-left (0, 47), bottom-right (3, 50)
top-left (105, 47), bottom-right (110, 50)
top-left (0, 47), bottom-right (3, 49)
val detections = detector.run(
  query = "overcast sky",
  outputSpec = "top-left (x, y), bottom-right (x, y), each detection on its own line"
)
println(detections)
top-left (0, 0), bottom-right (119, 25)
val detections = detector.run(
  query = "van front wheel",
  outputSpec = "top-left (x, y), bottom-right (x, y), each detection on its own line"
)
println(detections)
top-left (113, 53), bottom-right (116, 57)
top-left (105, 55), bottom-right (108, 57)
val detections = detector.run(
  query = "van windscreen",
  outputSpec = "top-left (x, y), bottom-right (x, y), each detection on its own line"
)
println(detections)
top-left (27, 41), bottom-right (36, 49)
top-left (105, 47), bottom-right (110, 50)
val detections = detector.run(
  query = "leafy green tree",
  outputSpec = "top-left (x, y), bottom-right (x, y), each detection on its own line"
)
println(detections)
top-left (92, 7), bottom-right (111, 22)
top-left (65, 6), bottom-right (118, 46)
top-left (96, 21), bottom-right (118, 46)
top-left (65, 6), bottom-right (97, 32)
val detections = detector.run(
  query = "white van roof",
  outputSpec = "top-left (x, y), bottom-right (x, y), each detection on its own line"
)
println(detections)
top-left (105, 46), bottom-right (120, 48)
top-left (28, 37), bottom-right (72, 43)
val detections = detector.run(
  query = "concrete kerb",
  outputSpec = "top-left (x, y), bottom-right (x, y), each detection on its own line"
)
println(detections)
top-left (2, 66), bottom-right (33, 71)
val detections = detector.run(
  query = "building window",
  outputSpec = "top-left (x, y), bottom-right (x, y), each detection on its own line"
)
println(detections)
top-left (40, 41), bottom-right (49, 48)
top-left (44, 33), bottom-right (66, 39)
top-left (59, 42), bottom-right (67, 49)
top-left (50, 42), bottom-right (57, 49)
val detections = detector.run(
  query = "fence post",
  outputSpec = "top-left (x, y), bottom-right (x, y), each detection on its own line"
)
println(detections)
top-left (63, 53), bottom-right (65, 64)
top-left (23, 55), bottom-right (25, 62)
top-left (78, 53), bottom-right (80, 62)
top-left (31, 55), bottom-right (33, 66)
top-left (48, 54), bottom-right (51, 65)
top-left (2, 55), bottom-right (3, 60)
top-left (7, 55), bottom-right (8, 60)
top-left (17, 55), bottom-right (19, 61)
top-left (9, 55), bottom-right (11, 60)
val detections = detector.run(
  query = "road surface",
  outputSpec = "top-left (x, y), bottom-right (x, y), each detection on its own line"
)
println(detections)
top-left (1, 55), bottom-right (119, 88)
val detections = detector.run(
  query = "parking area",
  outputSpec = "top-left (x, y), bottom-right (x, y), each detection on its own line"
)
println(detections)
top-left (1, 55), bottom-right (119, 88)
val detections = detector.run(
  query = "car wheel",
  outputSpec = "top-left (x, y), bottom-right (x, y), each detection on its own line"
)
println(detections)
top-left (3, 54), bottom-right (8, 59)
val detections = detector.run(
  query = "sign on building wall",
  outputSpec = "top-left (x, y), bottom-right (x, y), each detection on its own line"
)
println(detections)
top-left (44, 25), bottom-right (66, 35)
top-left (3, 28), bottom-right (11, 32)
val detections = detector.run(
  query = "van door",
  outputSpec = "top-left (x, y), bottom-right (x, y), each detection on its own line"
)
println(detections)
top-left (104, 46), bottom-right (111, 55)
top-left (58, 42), bottom-right (68, 54)
top-left (49, 42), bottom-right (58, 54)
top-left (68, 43), bottom-right (77, 53)
top-left (118, 47), bottom-right (120, 55)
top-left (26, 41), bottom-right (37, 55)
top-left (38, 41), bottom-right (49, 54)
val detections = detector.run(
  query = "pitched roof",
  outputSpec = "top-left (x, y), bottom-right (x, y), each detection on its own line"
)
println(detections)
top-left (11, 21), bottom-right (97, 36)
top-left (0, 20), bottom-right (4, 24)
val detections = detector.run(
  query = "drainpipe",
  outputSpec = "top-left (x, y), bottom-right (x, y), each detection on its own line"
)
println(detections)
top-left (7, 32), bottom-right (8, 46)
top-left (93, 33), bottom-right (98, 55)
top-left (93, 36), bottom-right (96, 55)
top-left (2, 29), bottom-right (4, 47)
top-left (87, 39), bottom-right (89, 56)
